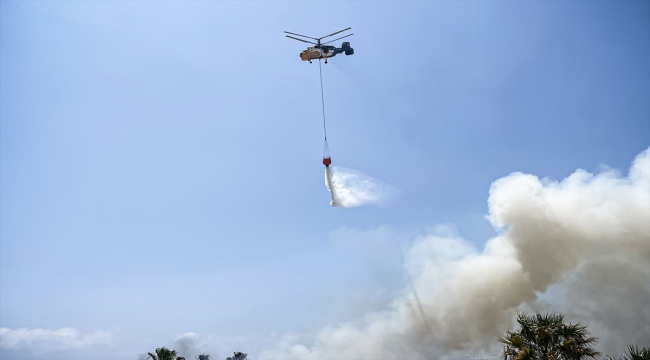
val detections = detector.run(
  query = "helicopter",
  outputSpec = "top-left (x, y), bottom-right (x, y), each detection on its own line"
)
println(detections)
top-left (285, 27), bottom-right (354, 63)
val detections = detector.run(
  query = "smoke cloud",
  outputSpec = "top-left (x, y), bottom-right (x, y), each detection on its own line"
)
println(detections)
top-left (264, 147), bottom-right (650, 359)
top-left (325, 166), bottom-right (397, 208)
top-left (174, 332), bottom-right (199, 359)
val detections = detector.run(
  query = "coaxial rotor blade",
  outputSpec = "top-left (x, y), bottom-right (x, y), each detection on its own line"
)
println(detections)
top-left (284, 31), bottom-right (319, 41)
top-left (318, 27), bottom-right (351, 40)
top-left (321, 33), bottom-right (353, 45)
top-left (286, 35), bottom-right (317, 44)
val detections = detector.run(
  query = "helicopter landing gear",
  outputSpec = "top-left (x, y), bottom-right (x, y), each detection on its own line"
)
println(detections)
top-left (324, 59), bottom-right (328, 64)
top-left (309, 60), bottom-right (312, 64)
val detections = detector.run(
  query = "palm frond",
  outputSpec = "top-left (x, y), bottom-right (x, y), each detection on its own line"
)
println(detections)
top-left (500, 312), bottom-right (599, 360)
top-left (624, 345), bottom-right (650, 360)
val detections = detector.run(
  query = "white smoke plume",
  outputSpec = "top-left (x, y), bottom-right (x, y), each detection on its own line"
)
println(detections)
top-left (325, 166), bottom-right (397, 208)
top-left (174, 332), bottom-right (199, 359)
top-left (265, 147), bottom-right (650, 359)
top-left (137, 332), bottom-right (265, 360)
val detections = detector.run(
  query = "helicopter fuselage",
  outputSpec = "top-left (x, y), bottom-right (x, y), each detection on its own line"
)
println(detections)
top-left (300, 42), bottom-right (354, 62)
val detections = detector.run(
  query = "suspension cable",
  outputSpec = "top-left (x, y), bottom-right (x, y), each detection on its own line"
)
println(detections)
top-left (318, 59), bottom-right (327, 141)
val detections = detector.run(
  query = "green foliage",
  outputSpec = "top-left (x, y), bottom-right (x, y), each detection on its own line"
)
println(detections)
top-left (609, 346), bottom-right (650, 360)
top-left (147, 347), bottom-right (185, 360)
top-left (500, 312), bottom-right (600, 360)
top-left (623, 346), bottom-right (650, 360)
top-left (196, 354), bottom-right (212, 360)
top-left (226, 352), bottom-right (248, 360)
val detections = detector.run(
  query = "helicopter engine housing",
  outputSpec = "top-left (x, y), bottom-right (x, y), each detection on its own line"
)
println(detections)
top-left (342, 42), bottom-right (353, 55)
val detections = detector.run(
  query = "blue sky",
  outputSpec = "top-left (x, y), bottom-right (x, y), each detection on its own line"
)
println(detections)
top-left (1, 1), bottom-right (648, 359)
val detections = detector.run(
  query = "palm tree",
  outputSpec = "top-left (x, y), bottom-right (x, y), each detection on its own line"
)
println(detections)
top-left (226, 352), bottom-right (248, 360)
top-left (197, 355), bottom-right (212, 360)
top-left (622, 346), bottom-right (650, 360)
top-left (147, 347), bottom-right (186, 360)
top-left (500, 312), bottom-right (600, 360)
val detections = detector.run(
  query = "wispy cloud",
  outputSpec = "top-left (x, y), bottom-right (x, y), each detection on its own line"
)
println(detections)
top-left (0, 327), bottom-right (113, 354)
